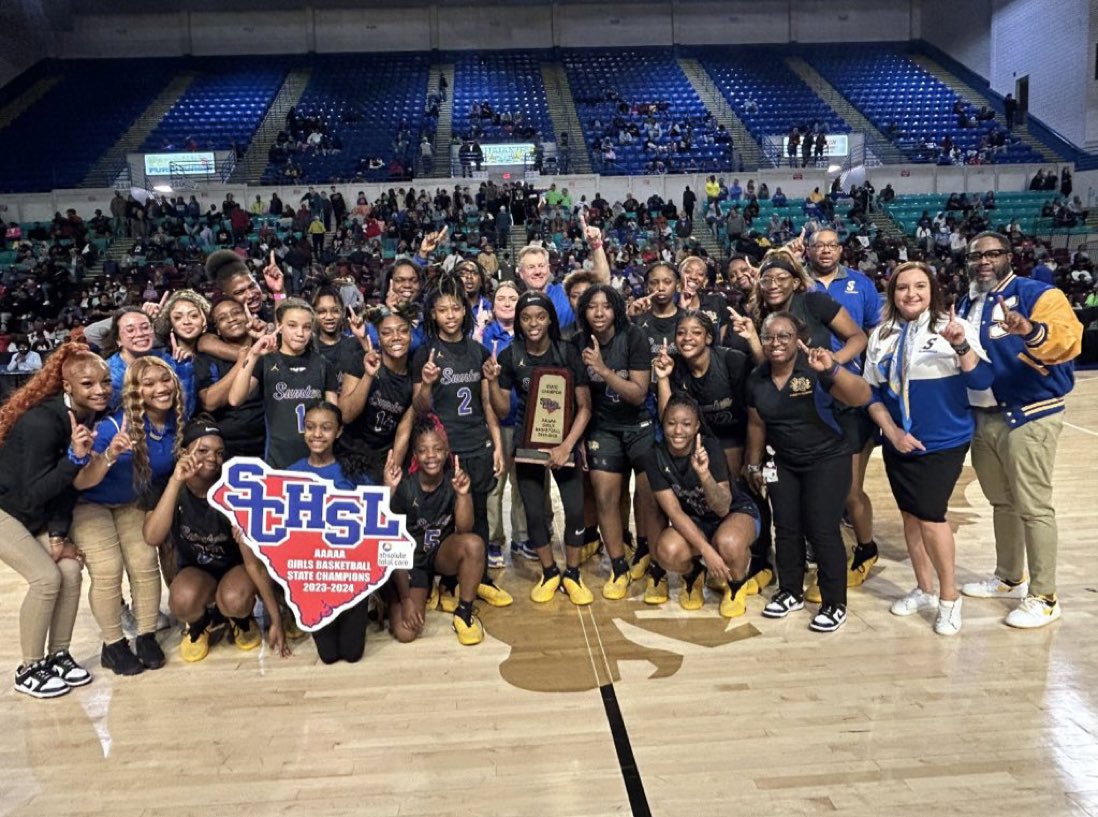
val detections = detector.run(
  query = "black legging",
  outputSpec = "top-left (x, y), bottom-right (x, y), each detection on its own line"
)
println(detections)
top-left (740, 477), bottom-right (773, 568)
top-left (768, 454), bottom-right (851, 607)
top-left (312, 600), bottom-right (368, 664)
top-left (516, 461), bottom-right (585, 549)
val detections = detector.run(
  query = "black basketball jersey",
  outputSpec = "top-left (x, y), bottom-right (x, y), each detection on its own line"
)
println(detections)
top-left (572, 323), bottom-right (652, 429)
top-left (497, 340), bottom-right (588, 437)
top-left (144, 482), bottom-right (242, 574)
top-left (633, 307), bottom-right (682, 356)
top-left (411, 337), bottom-right (491, 456)
top-left (645, 435), bottom-right (730, 528)
top-left (390, 474), bottom-right (457, 571)
top-left (670, 346), bottom-right (750, 444)
top-left (194, 352), bottom-right (265, 456)
top-left (317, 334), bottom-right (362, 391)
top-left (343, 362), bottom-right (413, 452)
top-left (255, 348), bottom-right (339, 469)
top-left (695, 292), bottom-right (730, 338)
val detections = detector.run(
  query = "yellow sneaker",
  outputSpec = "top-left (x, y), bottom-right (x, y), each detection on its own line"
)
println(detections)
top-left (562, 574), bottom-right (594, 606)
top-left (744, 567), bottom-right (774, 596)
top-left (804, 578), bottom-right (822, 604)
top-left (426, 582), bottom-right (440, 612)
top-left (582, 539), bottom-right (604, 565)
top-left (644, 575), bottom-right (670, 605)
top-left (602, 571), bottom-right (630, 600)
top-left (848, 552), bottom-right (878, 587)
top-left (705, 572), bottom-right (726, 591)
top-left (438, 583), bottom-right (459, 613)
top-left (628, 551), bottom-right (651, 581)
top-left (453, 613), bottom-right (484, 646)
top-left (679, 576), bottom-right (705, 611)
top-left (231, 618), bottom-right (262, 651)
top-left (530, 572), bottom-right (562, 603)
top-left (720, 583), bottom-right (748, 618)
top-left (477, 581), bottom-right (514, 608)
top-left (180, 626), bottom-right (209, 663)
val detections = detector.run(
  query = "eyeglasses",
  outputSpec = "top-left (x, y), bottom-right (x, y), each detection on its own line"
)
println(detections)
top-left (812, 242), bottom-right (841, 251)
top-left (759, 274), bottom-right (794, 287)
top-left (760, 331), bottom-right (796, 344)
top-left (966, 249), bottom-right (1010, 263)
top-left (119, 324), bottom-right (152, 337)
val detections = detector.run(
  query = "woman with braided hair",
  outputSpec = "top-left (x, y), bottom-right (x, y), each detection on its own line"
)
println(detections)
top-left (72, 356), bottom-right (186, 675)
top-left (0, 343), bottom-right (111, 697)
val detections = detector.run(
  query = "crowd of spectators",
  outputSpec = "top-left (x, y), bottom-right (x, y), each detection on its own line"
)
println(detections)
top-left (3, 174), bottom-right (1096, 378)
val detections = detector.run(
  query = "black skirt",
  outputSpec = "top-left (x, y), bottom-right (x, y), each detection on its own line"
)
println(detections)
top-left (883, 442), bottom-right (969, 523)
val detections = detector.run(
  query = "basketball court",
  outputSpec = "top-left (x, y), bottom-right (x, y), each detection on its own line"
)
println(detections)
top-left (2, 376), bottom-right (1096, 817)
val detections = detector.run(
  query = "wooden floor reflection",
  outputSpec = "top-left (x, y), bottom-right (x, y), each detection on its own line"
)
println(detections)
top-left (2, 377), bottom-right (1098, 817)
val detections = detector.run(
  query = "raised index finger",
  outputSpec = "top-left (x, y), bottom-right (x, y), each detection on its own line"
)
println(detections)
top-left (69, 411), bottom-right (78, 433)
top-left (796, 339), bottom-right (811, 355)
top-left (427, 348), bottom-right (436, 365)
top-left (269, 250), bottom-right (275, 268)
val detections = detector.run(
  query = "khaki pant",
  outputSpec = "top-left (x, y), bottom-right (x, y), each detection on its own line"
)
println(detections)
top-left (72, 502), bottom-right (161, 643)
top-left (487, 426), bottom-right (529, 545)
top-left (971, 411), bottom-right (1063, 596)
top-left (0, 509), bottom-right (83, 664)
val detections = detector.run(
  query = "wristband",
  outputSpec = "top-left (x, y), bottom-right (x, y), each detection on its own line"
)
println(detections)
top-left (67, 448), bottom-right (90, 466)
top-left (827, 362), bottom-right (841, 377)
top-left (745, 464), bottom-right (762, 474)
top-left (951, 342), bottom-right (971, 356)
top-left (588, 239), bottom-right (603, 250)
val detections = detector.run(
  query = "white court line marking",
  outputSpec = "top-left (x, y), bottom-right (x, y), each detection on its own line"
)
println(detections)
top-left (1064, 421), bottom-right (1098, 438)
top-left (585, 604), bottom-right (616, 687)
top-left (575, 600), bottom-right (605, 689)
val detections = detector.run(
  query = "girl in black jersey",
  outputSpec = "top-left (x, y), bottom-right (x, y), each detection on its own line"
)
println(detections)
top-left (491, 291), bottom-right (594, 606)
top-left (678, 256), bottom-right (730, 344)
top-left (228, 298), bottom-right (339, 469)
top-left (653, 311), bottom-right (775, 596)
top-left (745, 312), bottom-right (870, 633)
top-left (143, 420), bottom-right (289, 663)
top-left (573, 284), bottom-right (663, 601)
top-left (339, 304), bottom-right (417, 485)
top-left (195, 299), bottom-right (267, 460)
top-left (629, 262), bottom-right (683, 355)
top-left (312, 287), bottom-right (365, 386)
top-left (643, 395), bottom-right (760, 618)
top-left (383, 415), bottom-right (486, 646)
top-left (412, 274), bottom-right (511, 609)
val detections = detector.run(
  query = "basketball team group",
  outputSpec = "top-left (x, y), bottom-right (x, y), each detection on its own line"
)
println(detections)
top-left (0, 218), bottom-right (1081, 699)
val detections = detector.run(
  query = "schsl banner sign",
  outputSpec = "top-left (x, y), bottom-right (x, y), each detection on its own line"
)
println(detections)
top-left (208, 458), bottom-right (416, 632)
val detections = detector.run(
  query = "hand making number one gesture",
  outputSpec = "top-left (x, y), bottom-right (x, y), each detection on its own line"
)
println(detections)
top-left (797, 339), bottom-right (837, 373)
top-left (995, 295), bottom-right (1033, 337)
top-left (939, 304), bottom-right (967, 347)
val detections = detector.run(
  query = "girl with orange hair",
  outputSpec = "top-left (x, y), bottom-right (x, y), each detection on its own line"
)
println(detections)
top-left (0, 343), bottom-right (111, 698)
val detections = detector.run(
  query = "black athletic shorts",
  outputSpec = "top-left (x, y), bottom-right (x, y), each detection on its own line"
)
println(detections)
top-left (586, 421), bottom-right (657, 474)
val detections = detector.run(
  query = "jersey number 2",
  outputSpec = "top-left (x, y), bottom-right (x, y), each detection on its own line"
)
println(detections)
top-left (456, 386), bottom-right (473, 417)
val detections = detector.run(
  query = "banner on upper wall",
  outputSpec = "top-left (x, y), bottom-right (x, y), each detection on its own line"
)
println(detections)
top-left (208, 458), bottom-right (416, 632)
top-left (143, 152), bottom-right (218, 177)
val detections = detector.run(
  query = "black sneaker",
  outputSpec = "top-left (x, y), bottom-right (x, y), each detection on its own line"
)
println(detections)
top-left (48, 650), bottom-right (92, 687)
top-left (15, 659), bottom-right (70, 699)
top-left (135, 633), bottom-right (166, 670)
top-left (762, 590), bottom-right (805, 619)
top-left (810, 603), bottom-right (848, 632)
top-left (101, 638), bottom-right (144, 676)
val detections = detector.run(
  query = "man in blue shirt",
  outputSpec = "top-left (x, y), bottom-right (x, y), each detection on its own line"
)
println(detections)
top-left (1031, 251), bottom-right (1056, 286)
top-left (516, 217), bottom-right (610, 331)
top-left (806, 228), bottom-right (882, 591)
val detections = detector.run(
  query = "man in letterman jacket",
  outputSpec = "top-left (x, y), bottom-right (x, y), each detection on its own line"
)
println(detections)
top-left (956, 231), bottom-right (1082, 629)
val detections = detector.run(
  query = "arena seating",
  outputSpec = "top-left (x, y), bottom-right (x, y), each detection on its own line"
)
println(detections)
top-left (884, 190), bottom-right (1052, 236)
top-left (0, 59), bottom-right (178, 193)
top-left (141, 59), bottom-right (289, 153)
top-left (561, 48), bottom-right (729, 175)
top-left (802, 45), bottom-right (1044, 164)
top-left (259, 52), bottom-right (431, 184)
top-left (691, 47), bottom-right (850, 144)
top-left (450, 51), bottom-right (554, 143)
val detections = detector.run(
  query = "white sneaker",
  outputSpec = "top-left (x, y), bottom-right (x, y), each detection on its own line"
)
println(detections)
top-left (890, 587), bottom-right (939, 617)
top-left (934, 597), bottom-right (963, 636)
top-left (15, 660), bottom-right (70, 699)
top-left (960, 575), bottom-right (1027, 599)
top-left (1005, 595), bottom-right (1062, 629)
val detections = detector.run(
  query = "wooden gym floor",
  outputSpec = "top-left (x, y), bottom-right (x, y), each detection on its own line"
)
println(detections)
top-left (2, 376), bottom-right (1098, 817)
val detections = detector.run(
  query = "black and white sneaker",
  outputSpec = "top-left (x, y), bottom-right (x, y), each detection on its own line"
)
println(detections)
top-left (15, 660), bottom-right (70, 699)
top-left (809, 603), bottom-right (848, 632)
top-left (762, 590), bottom-right (805, 619)
top-left (49, 650), bottom-right (92, 687)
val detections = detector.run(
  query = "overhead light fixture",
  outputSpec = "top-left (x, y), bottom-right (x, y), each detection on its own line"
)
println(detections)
top-left (153, 184), bottom-right (173, 193)
top-left (827, 164), bottom-right (841, 174)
